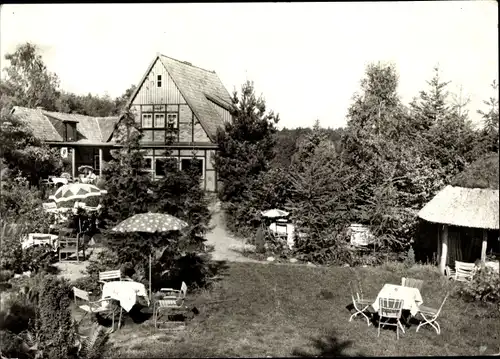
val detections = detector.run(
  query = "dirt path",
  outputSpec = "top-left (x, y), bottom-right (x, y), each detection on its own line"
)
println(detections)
top-left (205, 201), bottom-right (261, 263)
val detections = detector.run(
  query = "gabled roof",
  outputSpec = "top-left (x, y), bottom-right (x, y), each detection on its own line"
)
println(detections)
top-left (11, 106), bottom-right (120, 145)
top-left (418, 185), bottom-right (499, 230)
top-left (11, 106), bottom-right (63, 141)
top-left (126, 54), bottom-right (233, 141)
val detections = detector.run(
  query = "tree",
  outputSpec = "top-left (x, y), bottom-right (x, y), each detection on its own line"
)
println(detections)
top-left (113, 85), bottom-right (137, 115)
top-left (213, 80), bottom-right (279, 203)
top-left (0, 111), bottom-right (63, 185)
top-left (2, 42), bottom-right (60, 111)
top-left (99, 109), bottom-right (152, 227)
top-left (475, 80), bottom-right (499, 154)
top-left (286, 129), bottom-right (356, 264)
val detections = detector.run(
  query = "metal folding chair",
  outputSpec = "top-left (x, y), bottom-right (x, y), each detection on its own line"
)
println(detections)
top-left (416, 293), bottom-right (449, 335)
top-left (348, 281), bottom-right (374, 326)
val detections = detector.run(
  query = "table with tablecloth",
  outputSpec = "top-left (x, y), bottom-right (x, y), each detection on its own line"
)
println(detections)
top-left (21, 233), bottom-right (59, 250)
top-left (101, 281), bottom-right (150, 312)
top-left (371, 283), bottom-right (423, 316)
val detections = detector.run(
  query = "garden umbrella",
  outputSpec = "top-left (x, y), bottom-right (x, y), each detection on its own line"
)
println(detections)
top-left (261, 209), bottom-right (290, 218)
top-left (49, 183), bottom-right (107, 203)
top-left (111, 212), bottom-right (189, 299)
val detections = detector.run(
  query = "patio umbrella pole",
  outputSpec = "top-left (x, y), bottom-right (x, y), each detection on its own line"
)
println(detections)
top-left (149, 253), bottom-right (152, 300)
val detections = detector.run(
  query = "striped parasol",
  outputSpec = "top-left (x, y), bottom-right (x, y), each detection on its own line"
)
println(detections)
top-left (261, 209), bottom-right (290, 218)
top-left (49, 183), bottom-right (107, 203)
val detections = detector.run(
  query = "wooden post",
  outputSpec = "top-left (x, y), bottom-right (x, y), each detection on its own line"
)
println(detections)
top-left (437, 224), bottom-right (441, 264)
top-left (481, 229), bottom-right (488, 264)
top-left (71, 148), bottom-right (76, 179)
top-left (439, 225), bottom-right (449, 275)
top-left (99, 148), bottom-right (103, 177)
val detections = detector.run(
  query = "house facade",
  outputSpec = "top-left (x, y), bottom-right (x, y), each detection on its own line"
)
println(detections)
top-left (11, 53), bottom-right (233, 192)
top-left (120, 53), bottom-right (233, 192)
top-left (10, 106), bottom-right (119, 179)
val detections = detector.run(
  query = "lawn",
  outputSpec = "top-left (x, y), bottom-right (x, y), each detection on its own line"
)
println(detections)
top-left (85, 261), bottom-right (500, 357)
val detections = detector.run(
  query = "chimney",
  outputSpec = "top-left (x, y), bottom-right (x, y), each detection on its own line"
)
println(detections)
top-left (156, 52), bottom-right (160, 57)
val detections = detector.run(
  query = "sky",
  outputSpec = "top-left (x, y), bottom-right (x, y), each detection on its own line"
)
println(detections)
top-left (0, 2), bottom-right (498, 129)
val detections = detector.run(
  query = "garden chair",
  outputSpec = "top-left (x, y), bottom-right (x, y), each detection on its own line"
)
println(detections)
top-left (348, 281), bottom-right (374, 326)
top-left (452, 261), bottom-right (477, 282)
top-left (153, 282), bottom-right (188, 329)
top-left (59, 231), bottom-right (85, 262)
top-left (73, 287), bottom-right (117, 332)
top-left (98, 270), bottom-right (132, 287)
top-left (377, 298), bottom-right (405, 340)
top-left (415, 293), bottom-right (449, 335)
top-left (401, 277), bottom-right (424, 292)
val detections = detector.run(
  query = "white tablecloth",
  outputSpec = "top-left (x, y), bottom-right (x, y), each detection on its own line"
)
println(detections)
top-left (21, 233), bottom-right (59, 250)
top-left (268, 222), bottom-right (295, 249)
top-left (371, 284), bottom-right (423, 316)
top-left (101, 281), bottom-right (149, 312)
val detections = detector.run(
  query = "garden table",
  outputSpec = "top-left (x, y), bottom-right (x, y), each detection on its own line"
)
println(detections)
top-left (100, 281), bottom-right (150, 330)
top-left (21, 233), bottom-right (59, 250)
top-left (371, 283), bottom-right (423, 316)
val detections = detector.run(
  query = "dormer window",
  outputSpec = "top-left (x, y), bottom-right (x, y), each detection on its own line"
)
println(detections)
top-left (157, 75), bottom-right (162, 87)
top-left (65, 122), bottom-right (77, 141)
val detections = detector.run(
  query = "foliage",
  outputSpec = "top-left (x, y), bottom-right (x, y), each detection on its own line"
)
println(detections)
top-left (151, 159), bottom-right (212, 239)
top-left (457, 266), bottom-right (500, 304)
top-left (450, 152), bottom-right (499, 189)
top-left (286, 126), bottom-right (357, 264)
top-left (214, 80), bottom-right (279, 203)
top-left (0, 113), bottom-right (63, 185)
top-left (1, 43), bottom-right (60, 111)
top-left (0, 177), bottom-right (56, 231)
top-left (475, 80), bottom-right (499, 154)
top-left (404, 247), bottom-right (416, 268)
top-left (99, 109), bottom-right (152, 227)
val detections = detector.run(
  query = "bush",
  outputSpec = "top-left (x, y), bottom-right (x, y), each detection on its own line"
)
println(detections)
top-left (0, 270), bottom-right (14, 282)
top-left (457, 266), bottom-right (500, 304)
top-left (404, 247), bottom-right (416, 268)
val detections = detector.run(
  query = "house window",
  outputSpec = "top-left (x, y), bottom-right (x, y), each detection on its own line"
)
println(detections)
top-left (142, 130), bottom-right (153, 142)
top-left (154, 114), bottom-right (165, 128)
top-left (142, 114), bottom-right (153, 128)
top-left (157, 75), bottom-right (162, 87)
top-left (143, 156), bottom-right (153, 173)
top-left (154, 157), bottom-right (178, 178)
top-left (167, 113), bottom-right (178, 129)
top-left (180, 158), bottom-right (204, 179)
top-left (65, 123), bottom-right (77, 141)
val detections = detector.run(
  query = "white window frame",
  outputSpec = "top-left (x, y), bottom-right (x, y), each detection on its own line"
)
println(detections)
top-left (154, 113), bottom-right (165, 128)
top-left (153, 156), bottom-right (179, 179)
top-left (143, 156), bottom-right (154, 173)
top-left (142, 113), bottom-right (153, 128)
top-left (179, 157), bottom-right (205, 179)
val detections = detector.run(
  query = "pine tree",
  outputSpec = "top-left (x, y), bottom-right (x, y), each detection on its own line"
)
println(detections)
top-left (213, 80), bottom-right (279, 202)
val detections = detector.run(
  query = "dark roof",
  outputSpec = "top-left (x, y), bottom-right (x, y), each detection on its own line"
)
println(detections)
top-left (127, 54), bottom-right (233, 142)
top-left (11, 106), bottom-right (120, 145)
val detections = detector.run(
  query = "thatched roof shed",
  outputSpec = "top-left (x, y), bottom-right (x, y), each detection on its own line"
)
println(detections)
top-left (418, 185), bottom-right (499, 274)
top-left (418, 185), bottom-right (499, 230)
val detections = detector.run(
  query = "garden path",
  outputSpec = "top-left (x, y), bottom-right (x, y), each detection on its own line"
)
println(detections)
top-left (205, 201), bottom-right (261, 263)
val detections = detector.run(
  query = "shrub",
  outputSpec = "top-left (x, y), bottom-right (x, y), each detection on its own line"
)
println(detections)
top-left (404, 247), bottom-right (416, 268)
top-left (457, 266), bottom-right (500, 304)
top-left (0, 269), bottom-right (14, 282)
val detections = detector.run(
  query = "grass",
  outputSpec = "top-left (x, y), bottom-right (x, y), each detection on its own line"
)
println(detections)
top-left (76, 262), bottom-right (500, 357)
